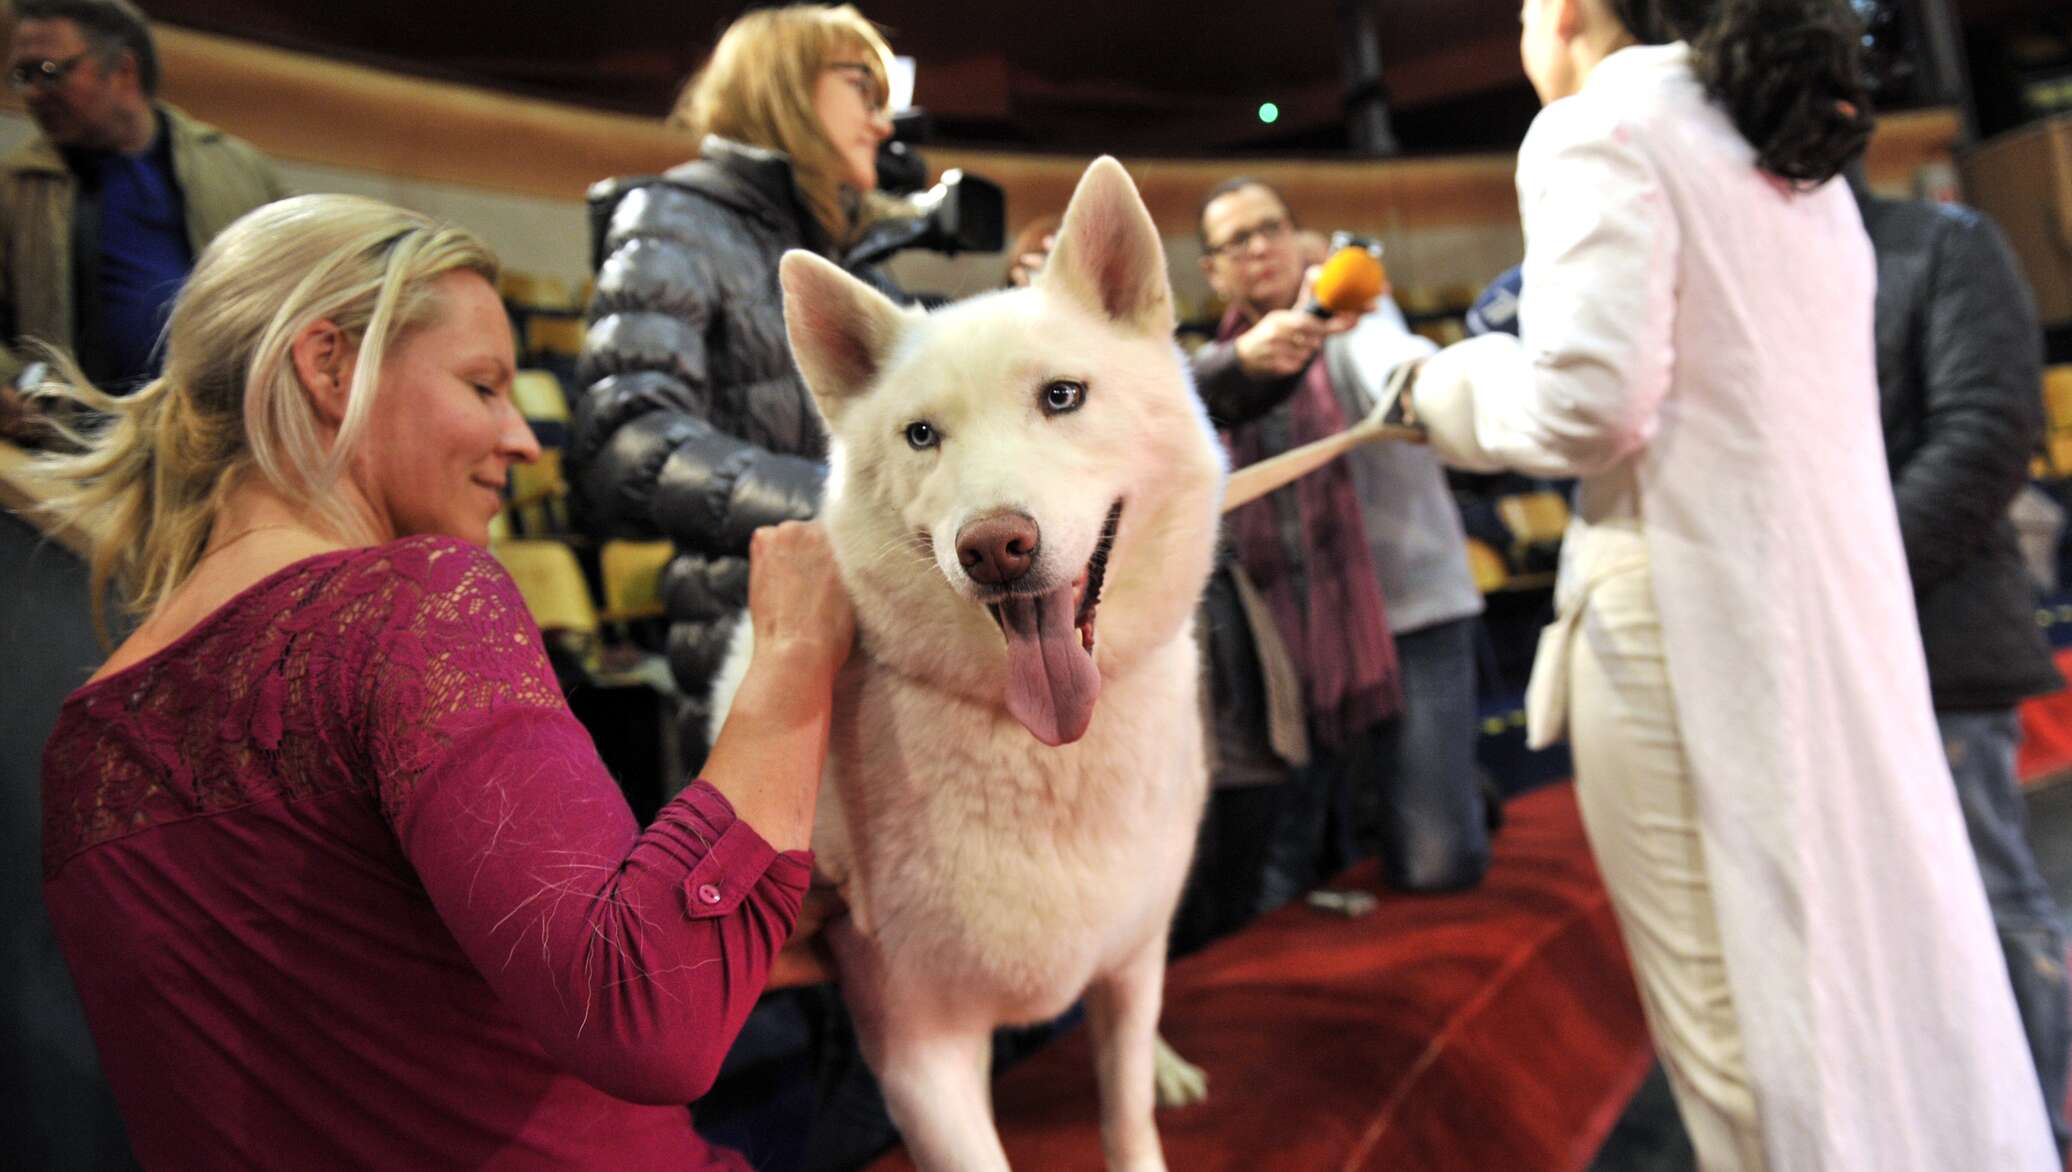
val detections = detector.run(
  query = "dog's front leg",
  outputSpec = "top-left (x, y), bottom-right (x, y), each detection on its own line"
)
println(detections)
top-left (828, 918), bottom-right (1010, 1172)
top-left (1086, 933), bottom-right (1172, 1172)
top-left (873, 1028), bottom-right (1007, 1172)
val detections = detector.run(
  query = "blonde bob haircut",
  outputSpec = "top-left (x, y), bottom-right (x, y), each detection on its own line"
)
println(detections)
top-left (670, 3), bottom-right (893, 248)
top-left (31, 193), bottom-right (498, 640)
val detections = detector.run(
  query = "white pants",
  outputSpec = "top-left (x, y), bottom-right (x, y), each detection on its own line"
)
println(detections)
top-left (1566, 559), bottom-right (1767, 1172)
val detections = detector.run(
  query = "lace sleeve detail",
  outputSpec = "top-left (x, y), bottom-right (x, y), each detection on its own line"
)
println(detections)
top-left (356, 538), bottom-right (570, 820)
top-left (361, 537), bottom-right (810, 1103)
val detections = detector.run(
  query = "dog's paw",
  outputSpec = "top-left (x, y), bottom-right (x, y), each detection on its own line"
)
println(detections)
top-left (1304, 888), bottom-right (1379, 918)
top-left (1152, 1033), bottom-right (1208, 1108)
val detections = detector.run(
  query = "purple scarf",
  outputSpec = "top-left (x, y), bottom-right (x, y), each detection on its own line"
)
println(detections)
top-left (1218, 305), bottom-right (1402, 750)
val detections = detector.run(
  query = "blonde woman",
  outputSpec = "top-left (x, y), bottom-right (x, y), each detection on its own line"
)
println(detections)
top-left (573, 3), bottom-right (905, 759)
top-left (35, 193), bottom-right (853, 1169)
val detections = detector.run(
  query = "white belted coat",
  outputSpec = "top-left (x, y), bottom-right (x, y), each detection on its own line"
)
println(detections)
top-left (1412, 43), bottom-right (2056, 1172)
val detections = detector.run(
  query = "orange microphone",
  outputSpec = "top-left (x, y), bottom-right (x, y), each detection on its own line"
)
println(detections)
top-left (1308, 235), bottom-right (1387, 318)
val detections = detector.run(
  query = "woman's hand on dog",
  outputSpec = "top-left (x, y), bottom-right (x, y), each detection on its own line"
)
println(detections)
top-left (701, 521), bottom-right (854, 853)
top-left (747, 519), bottom-right (856, 688)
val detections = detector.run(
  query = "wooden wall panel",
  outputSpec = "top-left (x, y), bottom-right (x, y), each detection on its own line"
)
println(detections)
top-left (0, 21), bottom-right (1961, 235)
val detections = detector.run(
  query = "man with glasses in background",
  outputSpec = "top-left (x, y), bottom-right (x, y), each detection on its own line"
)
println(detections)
top-left (1192, 177), bottom-right (1492, 919)
top-left (0, 0), bottom-right (283, 442)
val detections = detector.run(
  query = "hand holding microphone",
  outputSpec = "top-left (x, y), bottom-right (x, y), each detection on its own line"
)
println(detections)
top-left (1234, 235), bottom-right (1386, 380)
top-left (1220, 238), bottom-right (1420, 512)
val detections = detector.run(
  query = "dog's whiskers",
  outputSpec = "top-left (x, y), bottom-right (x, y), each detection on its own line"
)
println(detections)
top-left (852, 530), bottom-right (941, 574)
top-left (855, 545), bottom-right (936, 573)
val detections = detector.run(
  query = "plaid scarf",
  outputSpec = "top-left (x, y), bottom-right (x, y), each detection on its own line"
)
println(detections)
top-left (1218, 305), bottom-right (1402, 749)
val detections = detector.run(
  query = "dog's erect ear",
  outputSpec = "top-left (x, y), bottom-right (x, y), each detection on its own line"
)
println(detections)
top-left (780, 250), bottom-right (907, 405)
top-left (1039, 156), bottom-right (1174, 336)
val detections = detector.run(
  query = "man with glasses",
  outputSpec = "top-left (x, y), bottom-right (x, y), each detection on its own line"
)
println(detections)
top-left (1192, 177), bottom-right (1491, 913)
top-left (0, 0), bottom-right (283, 441)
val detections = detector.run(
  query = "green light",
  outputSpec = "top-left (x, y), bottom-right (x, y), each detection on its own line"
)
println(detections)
top-left (1258, 102), bottom-right (1280, 124)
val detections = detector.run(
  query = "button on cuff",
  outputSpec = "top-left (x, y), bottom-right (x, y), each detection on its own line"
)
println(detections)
top-left (670, 780), bottom-right (809, 918)
top-left (679, 816), bottom-right (758, 920)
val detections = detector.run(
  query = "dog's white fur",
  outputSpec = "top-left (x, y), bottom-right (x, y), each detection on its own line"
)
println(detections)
top-left (708, 158), bottom-right (1224, 1171)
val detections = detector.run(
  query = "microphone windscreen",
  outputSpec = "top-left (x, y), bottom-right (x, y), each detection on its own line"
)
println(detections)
top-left (1313, 246), bottom-right (1386, 315)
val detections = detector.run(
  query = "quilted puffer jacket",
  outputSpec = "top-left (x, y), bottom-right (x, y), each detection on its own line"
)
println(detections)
top-left (572, 136), bottom-right (901, 760)
top-left (1858, 188), bottom-right (2063, 710)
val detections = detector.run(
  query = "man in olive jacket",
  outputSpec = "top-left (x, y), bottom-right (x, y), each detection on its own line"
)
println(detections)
top-left (1855, 169), bottom-right (2071, 1156)
top-left (0, 0), bottom-right (283, 435)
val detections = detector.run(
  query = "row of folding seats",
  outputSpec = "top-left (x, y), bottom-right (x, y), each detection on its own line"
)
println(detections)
top-left (485, 356), bottom-right (675, 677)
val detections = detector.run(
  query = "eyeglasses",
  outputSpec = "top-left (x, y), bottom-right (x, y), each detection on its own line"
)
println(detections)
top-left (7, 52), bottom-right (90, 92)
top-left (826, 62), bottom-right (887, 113)
top-left (1205, 216), bottom-right (1290, 259)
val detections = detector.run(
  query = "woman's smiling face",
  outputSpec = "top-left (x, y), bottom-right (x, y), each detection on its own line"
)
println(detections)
top-left (355, 270), bottom-right (539, 547)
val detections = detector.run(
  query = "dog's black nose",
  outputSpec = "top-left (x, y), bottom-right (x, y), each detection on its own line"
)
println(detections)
top-left (957, 513), bottom-right (1039, 586)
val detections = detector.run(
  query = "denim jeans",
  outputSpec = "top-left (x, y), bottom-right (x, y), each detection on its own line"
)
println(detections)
top-left (1257, 616), bottom-right (1490, 910)
top-left (1939, 708), bottom-right (2072, 1157)
top-left (1361, 617), bottom-right (1490, 892)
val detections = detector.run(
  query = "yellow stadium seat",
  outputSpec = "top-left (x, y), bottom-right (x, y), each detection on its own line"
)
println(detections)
top-left (1495, 490), bottom-right (1570, 547)
top-left (506, 448), bottom-right (570, 536)
top-left (2045, 366), bottom-right (2072, 433)
top-left (599, 539), bottom-right (675, 624)
top-left (525, 315), bottom-right (587, 361)
top-left (507, 448), bottom-right (565, 504)
top-left (499, 271), bottom-right (578, 313)
top-left (512, 369), bottom-right (571, 424)
top-left (491, 538), bottom-right (597, 637)
top-left (1464, 537), bottom-right (1509, 593)
top-left (2050, 434), bottom-right (2072, 480)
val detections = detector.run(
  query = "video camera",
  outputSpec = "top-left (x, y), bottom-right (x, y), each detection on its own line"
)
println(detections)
top-left (844, 108), bottom-right (1005, 270)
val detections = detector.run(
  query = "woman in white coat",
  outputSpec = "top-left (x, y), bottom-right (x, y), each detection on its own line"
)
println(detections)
top-left (1404, 0), bottom-right (2058, 1168)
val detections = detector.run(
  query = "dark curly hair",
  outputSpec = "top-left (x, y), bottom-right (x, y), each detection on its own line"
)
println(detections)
top-left (1608, 0), bottom-right (1874, 186)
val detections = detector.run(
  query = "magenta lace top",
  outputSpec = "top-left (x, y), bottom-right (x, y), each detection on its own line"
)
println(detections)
top-left (41, 536), bottom-right (809, 1170)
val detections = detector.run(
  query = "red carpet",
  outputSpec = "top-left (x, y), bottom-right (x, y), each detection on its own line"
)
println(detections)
top-left (2022, 647), bottom-right (2072, 783)
top-left (865, 783), bottom-right (1652, 1172)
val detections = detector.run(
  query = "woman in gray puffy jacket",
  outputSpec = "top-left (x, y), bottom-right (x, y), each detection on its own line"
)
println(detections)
top-left (572, 4), bottom-right (900, 762)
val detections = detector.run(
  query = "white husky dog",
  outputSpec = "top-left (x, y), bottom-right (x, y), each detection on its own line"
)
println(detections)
top-left (711, 157), bottom-right (1225, 1171)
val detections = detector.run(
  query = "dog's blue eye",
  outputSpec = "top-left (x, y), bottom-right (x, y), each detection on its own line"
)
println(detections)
top-left (904, 421), bottom-right (938, 450)
top-left (1042, 380), bottom-right (1086, 416)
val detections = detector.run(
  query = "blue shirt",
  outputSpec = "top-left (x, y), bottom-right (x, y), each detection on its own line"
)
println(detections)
top-left (89, 125), bottom-right (191, 389)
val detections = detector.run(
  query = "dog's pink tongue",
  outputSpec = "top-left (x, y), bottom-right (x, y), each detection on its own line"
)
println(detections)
top-left (999, 584), bottom-right (1101, 746)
